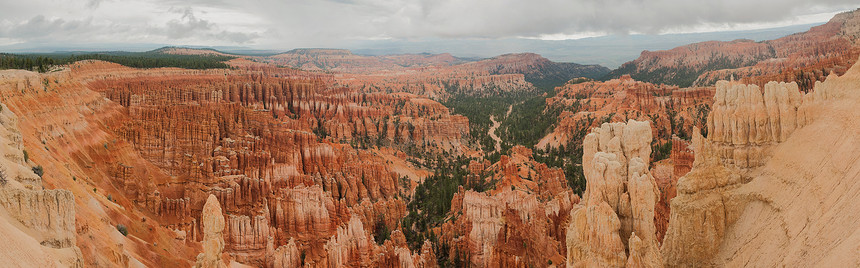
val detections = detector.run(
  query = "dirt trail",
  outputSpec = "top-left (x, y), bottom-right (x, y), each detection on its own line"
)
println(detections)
top-left (488, 104), bottom-right (513, 153)
top-left (489, 115), bottom-right (502, 152)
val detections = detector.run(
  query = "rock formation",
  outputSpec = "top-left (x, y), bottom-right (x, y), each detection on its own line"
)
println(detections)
top-left (0, 101), bottom-right (83, 267)
top-left (195, 195), bottom-right (227, 268)
top-left (662, 57), bottom-right (860, 266)
top-left (270, 238), bottom-right (301, 267)
top-left (0, 60), bottom-right (441, 266)
top-left (323, 215), bottom-right (374, 267)
top-left (444, 188), bottom-right (575, 267)
top-left (608, 9), bottom-right (860, 91)
top-left (436, 145), bottom-right (578, 267)
top-left (706, 80), bottom-right (804, 169)
top-left (565, 120), bottom-right (662, 268)
top-left (319, 52), bottom-right (607, 99)
top-left (652, 137), bottom-right (694, 242)
top-left (538, 76), bottom-right (713, 151)
top-left (661, 79), bottom-right (808, 265)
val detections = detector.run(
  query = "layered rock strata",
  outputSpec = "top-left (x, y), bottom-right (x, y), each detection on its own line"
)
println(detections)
top-left (662, 59), bottom-right (860, 266)
top-left (0, 101), bottom-right (83, 267)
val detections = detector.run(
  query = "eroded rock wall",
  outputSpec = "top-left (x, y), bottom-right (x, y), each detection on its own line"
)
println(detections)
top-left (662, 61), bottom-right (860, 266)
top-left (0, 99), bottom-right (83, 267)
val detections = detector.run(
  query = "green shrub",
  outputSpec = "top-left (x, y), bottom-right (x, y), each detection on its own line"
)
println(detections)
top-left (373, 215), bottom-right (391, 245)
top-left (31, 165), bottom-right (44, 177)
top-left (116, 224), bottom-right (128, 236)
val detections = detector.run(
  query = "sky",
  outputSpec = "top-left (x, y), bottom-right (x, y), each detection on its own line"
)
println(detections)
top-left (0, 0), bottom-right (857, 50)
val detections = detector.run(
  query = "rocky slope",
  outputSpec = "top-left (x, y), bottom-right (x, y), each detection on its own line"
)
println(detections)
top-left (607, 8), bottom-right (860, 90)
top-left (0, 98), bottom-right (83, 267)
top-left (0, 65), bottom-right (207, 266)
top-left (661, 57), bottom-right (860, 266)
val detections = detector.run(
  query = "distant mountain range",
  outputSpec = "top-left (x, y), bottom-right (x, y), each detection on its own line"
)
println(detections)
top-left (0, 23), bottom-right (822, 68)
top-left (340, 23), bottom-right (822, 68)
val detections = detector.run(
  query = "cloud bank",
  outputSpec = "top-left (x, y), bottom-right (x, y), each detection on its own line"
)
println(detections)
top-left (0, 0), bottom-right (856, 49)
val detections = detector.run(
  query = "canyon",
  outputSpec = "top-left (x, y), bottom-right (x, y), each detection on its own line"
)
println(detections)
top-left (0, 45), bottom-right (605, 266)
top-left (0, 8), bottom-right (859, 268)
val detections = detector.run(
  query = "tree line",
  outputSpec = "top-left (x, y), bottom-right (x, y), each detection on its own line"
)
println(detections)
top-left (0, 51), bottom-right (234, 72)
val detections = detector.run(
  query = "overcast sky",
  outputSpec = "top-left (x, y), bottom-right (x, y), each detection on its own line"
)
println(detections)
top-left (0, 0), bottom-right (856, 49)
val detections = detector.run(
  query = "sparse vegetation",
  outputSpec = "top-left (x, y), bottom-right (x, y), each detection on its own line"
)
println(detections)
top-left (651, 140), bottom-right (673, 162)
top-left (116, 224), bottom-right (128, 236)
top-left (31, 165), bottom-right (44, 177)
top-left (373, 214), bottom-right (391, 245)
top-left (443, 92), bottom-right (520, 152)
top-left (401, 156), bottom-right (473, 262)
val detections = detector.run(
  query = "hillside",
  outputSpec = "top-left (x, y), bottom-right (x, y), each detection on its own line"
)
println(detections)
top-left (606, 8), bottom-right (860, 90)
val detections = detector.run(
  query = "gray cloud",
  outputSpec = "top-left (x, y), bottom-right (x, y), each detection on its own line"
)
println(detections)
top-left (0, 0), bottom-right (856, 49)
top-left (238, 0), bottom-right (857, 48)
top-left (86, 0), bottom-right (105, 9)
top-left (0, 15), bottom-right (100, 41)
top-left (158, 7), bottom-right (259, 43)
top-left (164, 7), bottom-right (215, 39)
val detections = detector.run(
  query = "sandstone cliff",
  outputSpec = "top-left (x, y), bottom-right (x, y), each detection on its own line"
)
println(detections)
top-left (608, 9), bottom-right (860, 91)
top-left (661, 57), bottom-right (860, 266)
top-left (0, 100), bottom-right (83, 267)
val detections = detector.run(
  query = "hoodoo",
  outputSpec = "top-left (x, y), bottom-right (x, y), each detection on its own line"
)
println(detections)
top-left (1, 5), bottom-right (860, 268)
top-left (565, 120), bottom-right (662, 268)
top-left (195, 195), bottom-right (227, 268)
